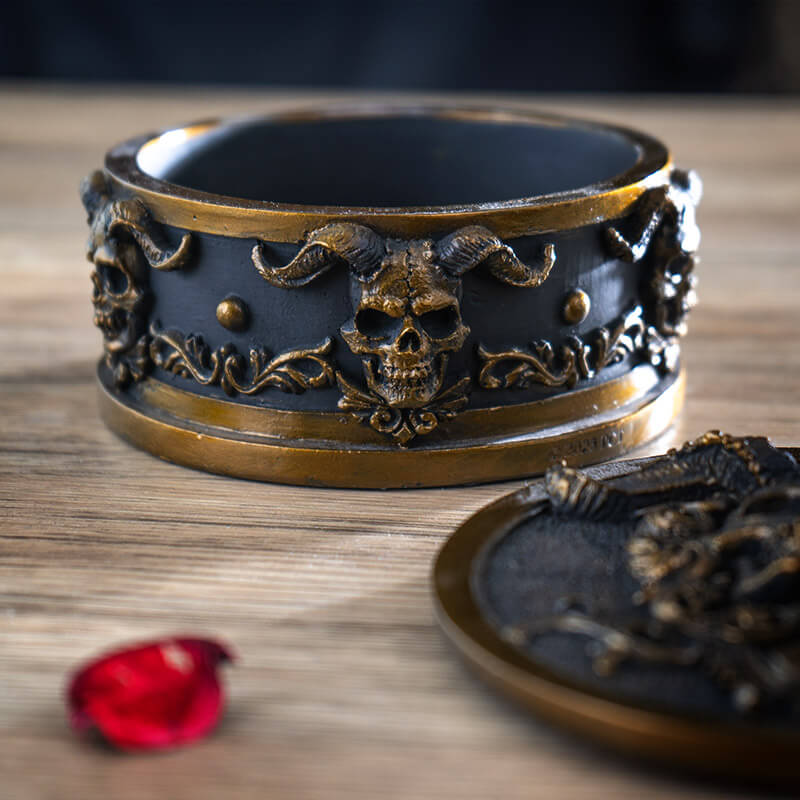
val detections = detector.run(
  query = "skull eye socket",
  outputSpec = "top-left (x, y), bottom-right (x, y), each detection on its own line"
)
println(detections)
top-left (98, 263), bottom-right (130, 295)
top-left (418, 305), bottom-right (460, 338)
top-left (354, 307), bottom-right (397, 338)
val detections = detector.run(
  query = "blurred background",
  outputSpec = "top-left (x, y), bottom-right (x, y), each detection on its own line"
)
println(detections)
top-left (2, 0), bottom-right (799, 92)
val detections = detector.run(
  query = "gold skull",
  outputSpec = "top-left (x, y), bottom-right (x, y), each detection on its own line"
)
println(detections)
top-left (251, 222), bottom-right (557, 414)
top-left (340, 239), bottom-right (469, 408)
top-left (80, 170), bottom-right (192, 385)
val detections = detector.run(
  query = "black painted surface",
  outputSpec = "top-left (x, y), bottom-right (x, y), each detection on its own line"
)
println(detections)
top-left (475, 498), bottom-right (795, 726)
top-left (147, 221), bottom-right (641, 412)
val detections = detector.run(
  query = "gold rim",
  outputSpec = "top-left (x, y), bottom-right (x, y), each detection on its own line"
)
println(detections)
top-left (97, 366), bottom-right (685, 489)
top-left (432, 460), bottom-right (800, 782)
top-left (104, 103), bottom-right (671, 242)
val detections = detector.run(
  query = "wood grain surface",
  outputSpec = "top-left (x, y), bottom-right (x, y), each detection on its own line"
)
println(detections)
top-left (2, 86), bottom-right (799, 799)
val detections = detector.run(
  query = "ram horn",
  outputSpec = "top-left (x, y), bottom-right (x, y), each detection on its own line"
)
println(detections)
top-left (252, 223), bottom-right (385, 288)
top-left (605, 185), bottom-right (668, 263)
top-left (107, 201), bottom-right (192, 271)
top-left (79, 169), bottom-right (110, 220)
top-left (436, 225), bottom-right (556, 288)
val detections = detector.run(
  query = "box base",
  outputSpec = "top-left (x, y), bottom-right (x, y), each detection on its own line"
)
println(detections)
top-left (97, 364), bottom-right (685, 488)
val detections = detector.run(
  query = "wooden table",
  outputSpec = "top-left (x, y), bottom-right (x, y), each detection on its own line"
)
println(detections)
top-left (2, 87), bottom-right (799, 799)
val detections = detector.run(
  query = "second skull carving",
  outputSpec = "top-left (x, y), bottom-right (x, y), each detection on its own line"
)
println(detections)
top-left (252, 224), bottom-right (556, 441)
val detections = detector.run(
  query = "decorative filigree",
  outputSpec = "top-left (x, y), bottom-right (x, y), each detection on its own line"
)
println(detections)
top-left (81, 170), bottom-right (193, 387)
top-left (605, 167), bottom-right (702, 372)
top-left (605, 169), bottom-right (701, 267)
top-left (504, 432), bottom-right (800, 714)
top-left (251, 222), bottom-right (556, 441)
top-left (477, 305), bottom-right (644, 391)
top-left (149, 324), bottom-right (336, 397)
top-left (337, 373), bottom-right (470, 446)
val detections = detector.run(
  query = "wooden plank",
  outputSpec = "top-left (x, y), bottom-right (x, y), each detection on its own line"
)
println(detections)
top-left (1, 86), bottom-right (799, 799)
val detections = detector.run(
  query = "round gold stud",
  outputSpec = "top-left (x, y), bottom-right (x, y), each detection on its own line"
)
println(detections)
top-left (563, 289), bottom-right (591, 325)
top-left (216, 295), bottom-right (249, 332)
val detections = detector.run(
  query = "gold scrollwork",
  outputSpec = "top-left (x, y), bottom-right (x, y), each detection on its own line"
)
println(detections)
top-left (477, 305), bottom-right (645, 391)
top-left (149, 324), bottom-right (336, 397)
top-left (336, 373), bottom-right (470, 446)
top-left (604, 167), bottom-right (702, 372)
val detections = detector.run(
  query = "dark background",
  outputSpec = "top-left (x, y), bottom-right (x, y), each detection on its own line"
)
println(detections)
top-left (2, 0), bottom-right (799, 92)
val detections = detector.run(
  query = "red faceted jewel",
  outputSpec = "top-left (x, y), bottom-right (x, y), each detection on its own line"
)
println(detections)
top-left (67, 638), bottom-right (234, 751)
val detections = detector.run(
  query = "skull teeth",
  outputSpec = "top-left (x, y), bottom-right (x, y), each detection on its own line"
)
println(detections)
top-left (381, 364), bottom-right (431, 382)
top-left (367, 357), bottom-right (444, 405)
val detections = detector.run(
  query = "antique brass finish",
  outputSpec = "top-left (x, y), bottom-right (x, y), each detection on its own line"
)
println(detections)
top-left (562, 289), bottom-right (590, 325)
top-left (251, 221), bottom-right (556, 443)
top-left (434, 437), bottom-right (800, 782)
top-left (215, 296), bottom-right (249, 332)
top-left (149, 325), bottom-right (335, 397)
top-left (336, 373), bottom-right (471, 446)
top-left (137, 362), bottom-right (662, 445)
top-left (519, 433), bottom-right (800, 713)
top-left (97, 364), bottom-right (684, 489)
top-left (108, 105), bottom-right (671, 243)
top-left (86, 104), bottom-right (699, 486)
top-left (81, 169), bottom-right (193, 387)
top-left (605, 167), bottom-right (701, 371)
top-left (478, 305), bottom-right (644, 391)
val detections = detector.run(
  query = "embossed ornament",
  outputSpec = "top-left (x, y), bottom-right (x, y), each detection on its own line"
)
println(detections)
top-left (505, 432), bottom-right (800, 713)
top-left (150, 324), bottom-right (335, 397)
top-left (605, 167), bottom-right (702, 372)
top-left (478, 306), bottom-right (645, 391)
top-left (253, 222), bottom-right (556, 443)
top-left (80, 170), bottom-right (192, 387)
top-left (337, 372), bottom-right (470, 446)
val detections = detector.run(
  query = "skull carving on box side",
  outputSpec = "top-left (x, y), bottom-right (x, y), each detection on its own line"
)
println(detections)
top-left (252, 223), bottom-right (556, 436)
top-left (81, 171), bottom-right (192, 387)
top-left (89, 234), bottom-right (151, 379)
top-left (340, 239), bottom-right (469, 408)
top-left (604, 167), bottom-right (702, 372)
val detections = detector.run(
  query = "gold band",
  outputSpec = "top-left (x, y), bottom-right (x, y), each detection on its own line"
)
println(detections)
top-left (136, 364), bottom-right (661, 445)
top-left (97, 366), bottom-right (685, 488)
top-left (105, 105), bottom-right (672, 242)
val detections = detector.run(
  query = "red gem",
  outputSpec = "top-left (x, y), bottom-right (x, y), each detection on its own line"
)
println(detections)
top-left (67, 638), bottom-right (233, 750)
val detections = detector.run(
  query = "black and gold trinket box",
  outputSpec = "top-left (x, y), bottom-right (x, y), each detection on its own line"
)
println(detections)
top-left (82, 104), bottom-right (700, 487)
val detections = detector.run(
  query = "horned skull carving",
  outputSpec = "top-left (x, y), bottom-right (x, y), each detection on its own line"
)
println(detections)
top-left (80, 170), bottom-right (192, 385)
top-left (339, 239), bottom-right (468, 407)
top-left (252, 223), bottom-right (556, 410)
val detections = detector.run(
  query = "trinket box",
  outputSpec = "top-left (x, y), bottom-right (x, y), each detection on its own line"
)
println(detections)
top-left (82, 104), bottom-right (700, 487)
